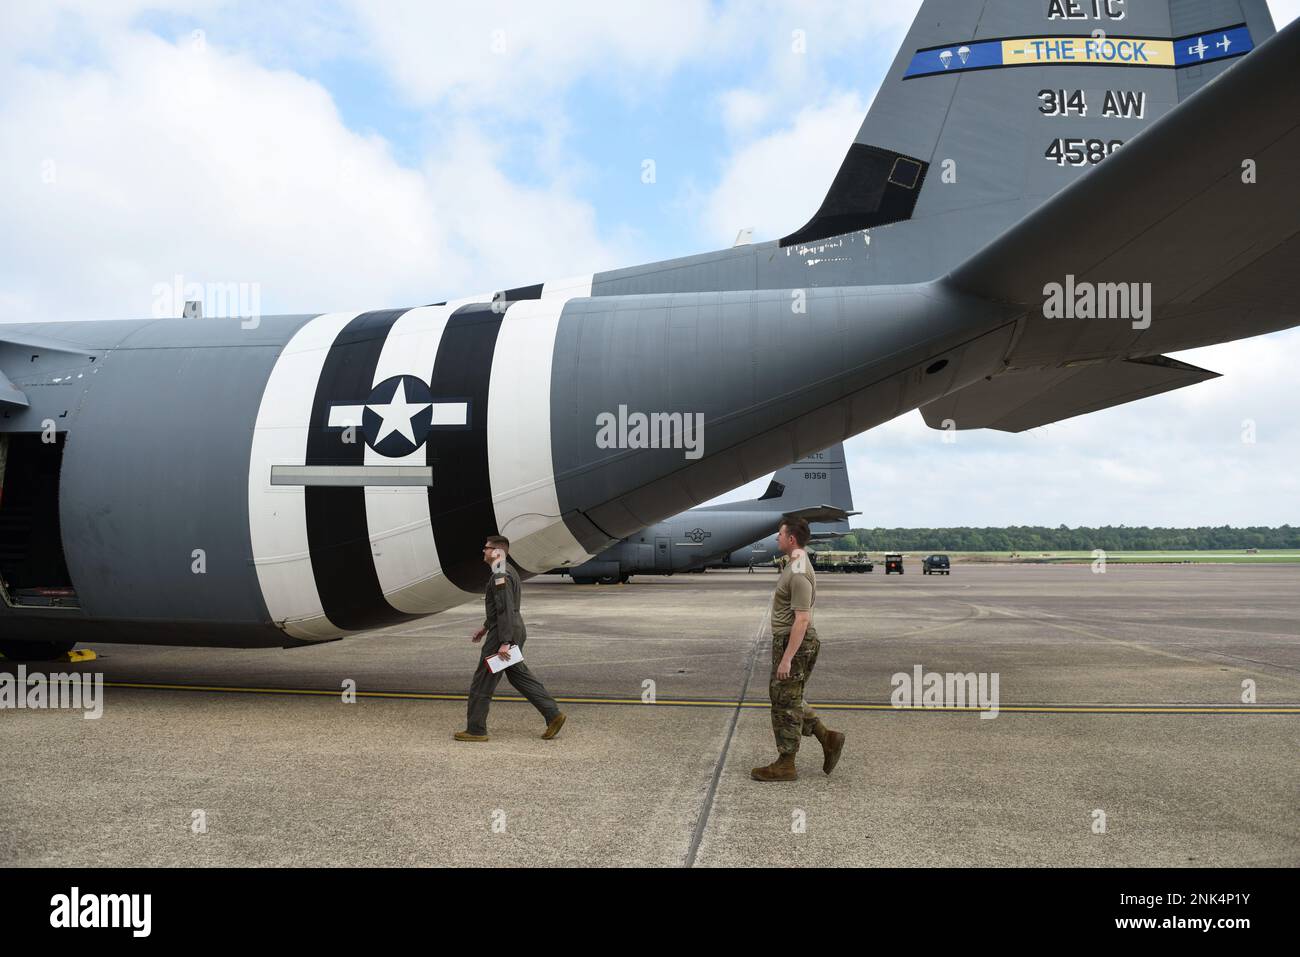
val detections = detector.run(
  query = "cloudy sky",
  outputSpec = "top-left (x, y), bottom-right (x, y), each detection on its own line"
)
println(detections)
top-left (2, 1), bottom-right (1297, 528)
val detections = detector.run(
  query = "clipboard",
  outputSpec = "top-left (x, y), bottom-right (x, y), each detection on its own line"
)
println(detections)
top-left (485, 644), bottom-right (523, 675)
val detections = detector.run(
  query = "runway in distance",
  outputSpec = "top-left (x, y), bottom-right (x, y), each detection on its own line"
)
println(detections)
top-left (0, 0), bottom-right (1297, 655)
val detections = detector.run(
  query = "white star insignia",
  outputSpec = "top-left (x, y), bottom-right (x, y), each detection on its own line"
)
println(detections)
top-left (367, 379), bottom-right (431, 446)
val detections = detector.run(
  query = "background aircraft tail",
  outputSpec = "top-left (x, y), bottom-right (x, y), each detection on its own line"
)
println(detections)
top-left (779, 0), bottom-right (1280, 286)
top-left (700, 443), bottom-right (856, 536)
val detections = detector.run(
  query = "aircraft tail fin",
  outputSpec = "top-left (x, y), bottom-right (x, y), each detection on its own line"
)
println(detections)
top-left (781, 0), bottom-right (1279, 283)
top-left (760, 443), bottom-right (854, 514)
top-left (944, 13), bottom-right (1300, 367)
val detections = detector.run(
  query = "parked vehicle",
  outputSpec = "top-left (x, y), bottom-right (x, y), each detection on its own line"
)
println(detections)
top-left (923, 554), bottom-right (951, 575)
top-left (811, 551), bottom-right (874, 573)
top-left (884, 553), bottom-right (904, 575)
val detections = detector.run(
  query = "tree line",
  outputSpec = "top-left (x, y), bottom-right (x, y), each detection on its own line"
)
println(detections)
top-left (822, 526), bottom-right (1300, 552)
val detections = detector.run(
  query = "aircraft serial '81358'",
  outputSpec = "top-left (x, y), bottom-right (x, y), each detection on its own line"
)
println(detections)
top-left (0, 0), bottom-right (1297, 658)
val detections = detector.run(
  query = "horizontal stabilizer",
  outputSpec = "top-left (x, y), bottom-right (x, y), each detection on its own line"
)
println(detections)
top-left (921, 355), bottom-right (1219, 433)
top-left (783, 505), bottom-right (854, 524)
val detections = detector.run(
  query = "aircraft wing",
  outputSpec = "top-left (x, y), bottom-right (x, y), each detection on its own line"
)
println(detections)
top-left (946, 17), bottom-right (1300, 369)
top-left (0, 328), bottom-right (93, 408)
top-left (921, 355), bottom-right (1219, 433)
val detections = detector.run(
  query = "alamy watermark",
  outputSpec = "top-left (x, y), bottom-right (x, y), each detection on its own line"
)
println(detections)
top-left (595, 405), bottom-right (704, 460)
top-left (1043, 274), bottom-right (1151, 330)
top-left (0, 666), bottom-right (103, 719)
top-left (50, 887), bottom-right (150, 937)
top-left (152, 273), bottom-right (262, 329)
top-left (890, 664), bottom-right (999, 719)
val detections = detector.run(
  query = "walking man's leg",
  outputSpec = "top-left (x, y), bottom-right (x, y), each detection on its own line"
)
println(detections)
top-left (504, 662), bottom-right (566, 739)
top-left (460, 660), bottom-right (503, 740)
top-left (753, 634), bottom-right (803, 781)
top-left (794, 638), bottom-right (845, 774)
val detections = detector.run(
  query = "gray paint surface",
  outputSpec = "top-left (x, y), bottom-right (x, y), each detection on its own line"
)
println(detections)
top-left (55, 316), bottom-right (313, 632)
top-left (548, 284), bottom-right (1016, 546)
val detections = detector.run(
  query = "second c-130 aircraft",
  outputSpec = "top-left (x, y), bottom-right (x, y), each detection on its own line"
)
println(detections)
top-left (0, 0), bottom-right (1297, 656)
top-left (554, 443), bottom-right (856, 584)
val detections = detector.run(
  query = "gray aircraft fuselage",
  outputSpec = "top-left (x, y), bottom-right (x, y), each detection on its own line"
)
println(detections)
top-left (0, 2), bottom-right (1296, 651)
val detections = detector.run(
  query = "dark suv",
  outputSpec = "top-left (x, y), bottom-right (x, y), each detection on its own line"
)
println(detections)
top-left (923, 554), bottom-right (951, 575)
top-left (884, 553), bottom-right (904, 575)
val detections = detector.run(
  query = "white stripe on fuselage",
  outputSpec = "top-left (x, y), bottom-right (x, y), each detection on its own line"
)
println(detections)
top-left (487, 296), bottom-right (592, 573)
top-left (362, 301), bottom-right (483, 614)
top-left (248, 311), bottom-right (360, 641)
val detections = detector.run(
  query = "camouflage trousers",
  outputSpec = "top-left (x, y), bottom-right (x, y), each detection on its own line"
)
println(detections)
top-left (769, 629), bottom-right (821, 756)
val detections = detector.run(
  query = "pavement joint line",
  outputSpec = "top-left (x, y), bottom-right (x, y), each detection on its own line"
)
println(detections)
top-left (91, 682), bottom-right (1300, 714)
top-left (684, 609), bottom-right (768, 868)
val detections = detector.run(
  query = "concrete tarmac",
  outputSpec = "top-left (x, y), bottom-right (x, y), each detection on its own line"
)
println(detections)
top-left (2, 563), bottom-right (1296, 866)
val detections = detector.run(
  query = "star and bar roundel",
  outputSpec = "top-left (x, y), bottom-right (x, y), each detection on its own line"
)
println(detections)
top-left (328, 374), bottom-right (468, 458)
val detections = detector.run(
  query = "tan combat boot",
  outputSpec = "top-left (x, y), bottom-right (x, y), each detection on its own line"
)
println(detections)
top-left (541, 712), bottom-right (567, 740)
top-left (750, 753), bottom-right (797, 782)
top-left (453, 730), bottom-right (490, 742)
top-left (810, 719), bottom-right (846, 775)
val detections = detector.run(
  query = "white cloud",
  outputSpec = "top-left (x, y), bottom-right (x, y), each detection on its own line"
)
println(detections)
top-left (346, 0), bottom-right (716, 113)
top-left (702, 91), bottom-right (867, 245)
top-left (1269, 0), bottom-right (1300, 28)
top-left (0, 28), bottom-right (629, 322)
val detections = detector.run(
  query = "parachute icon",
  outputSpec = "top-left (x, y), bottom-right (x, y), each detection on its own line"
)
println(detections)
top-left (939, 49), bottom-right (953, 69)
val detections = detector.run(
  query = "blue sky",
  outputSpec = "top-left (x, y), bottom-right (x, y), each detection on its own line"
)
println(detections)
top-left (1, 1), bottom-right (1298, 527)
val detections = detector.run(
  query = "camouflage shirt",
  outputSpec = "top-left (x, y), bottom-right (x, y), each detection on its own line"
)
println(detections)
top-left (771, 550), bottom-right (817, 634)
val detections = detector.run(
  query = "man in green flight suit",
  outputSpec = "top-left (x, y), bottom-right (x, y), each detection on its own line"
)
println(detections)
top-left (453, 535), bottom-right (566, 742)
top-left (751, 515), bottom-right (846, 782)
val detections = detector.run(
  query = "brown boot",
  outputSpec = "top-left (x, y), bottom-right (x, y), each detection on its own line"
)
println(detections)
top-left (453, 730), bottom-right (490, 742)
top-left (750, 753), bottom-right (797, 782)
top-left (821, 730), bottom-right (846, 774)
top-left (541, 712), bottom-right (566, 740)
top-left (808, 719), bottom-right (845, 775)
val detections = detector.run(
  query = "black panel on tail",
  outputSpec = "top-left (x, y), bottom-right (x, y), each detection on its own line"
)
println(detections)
top-left (779, 143), bottom-right (928, 248)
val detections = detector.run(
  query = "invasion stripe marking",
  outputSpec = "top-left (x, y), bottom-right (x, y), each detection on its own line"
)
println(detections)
top-left (247, 311), bottom-right (362, 642)
top-left (304, 309), bottom-right (422, 632)
top-left (486, 297), bottom-right (591, 574)
top-left (363, 302), bottom-right (483, 617)
top-left (427, 304), bottom-right (507, 593)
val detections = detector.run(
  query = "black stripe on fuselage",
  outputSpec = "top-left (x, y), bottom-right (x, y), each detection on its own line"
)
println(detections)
top-left (304, 308), bottom-right (421, 631)
top-left (427, 304), bottom-right (506, 593)
top-left (502, 283), bottom-right (543, 301)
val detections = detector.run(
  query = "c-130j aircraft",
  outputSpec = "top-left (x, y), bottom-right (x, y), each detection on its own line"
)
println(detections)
top-left (0, 0), bottom-right (1297, 658)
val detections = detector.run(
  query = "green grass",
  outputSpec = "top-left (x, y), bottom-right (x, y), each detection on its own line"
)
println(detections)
top-left (815, 550), bottom-right (1300, 564)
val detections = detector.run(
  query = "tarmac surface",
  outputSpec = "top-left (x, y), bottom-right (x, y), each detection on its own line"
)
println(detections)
top-left (2, 563), bottom-right (1297, 867)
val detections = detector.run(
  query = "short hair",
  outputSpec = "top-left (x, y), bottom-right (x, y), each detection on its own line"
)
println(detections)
top-left (485, 535), bottom-right (511, 552)
top-left (780, 515), bottom-right (810, 547)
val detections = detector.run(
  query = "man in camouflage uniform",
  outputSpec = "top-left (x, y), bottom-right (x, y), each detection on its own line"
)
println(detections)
top-left (751, 515), bottom-right (846, 782)
top-left (454, 535), bottom-right (566, 742)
